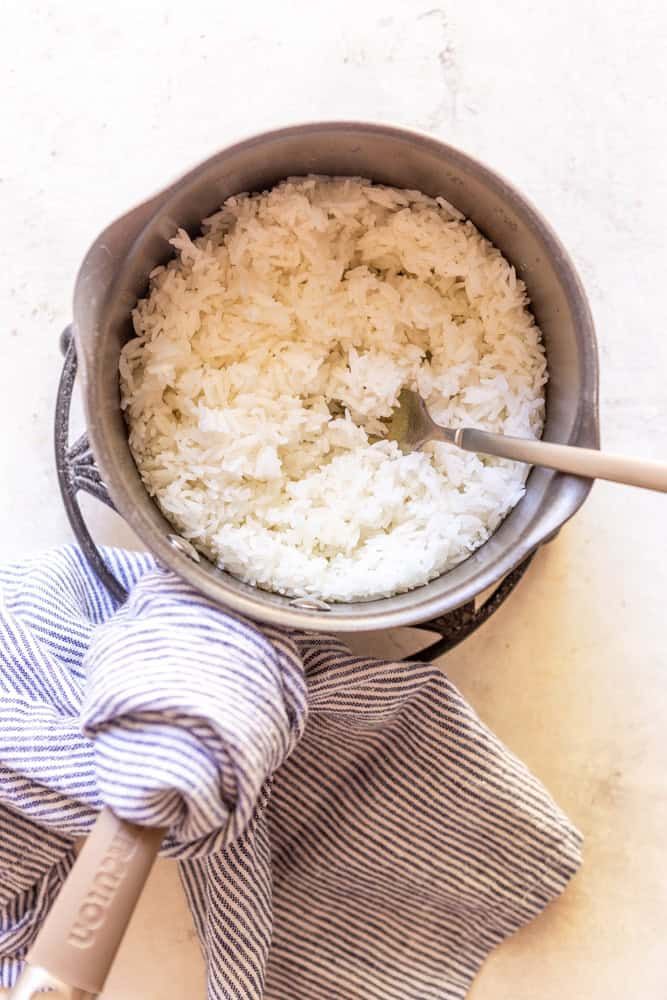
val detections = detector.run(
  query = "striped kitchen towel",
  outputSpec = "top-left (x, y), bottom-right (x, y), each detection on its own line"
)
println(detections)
top-left (0, 546), bottom-right (581, 998)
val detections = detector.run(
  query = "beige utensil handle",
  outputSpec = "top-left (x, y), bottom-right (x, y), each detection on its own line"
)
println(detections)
top-left (9, 808), bottom-right (164, 999)
top-left (459, 428), bottom-right (667, 493)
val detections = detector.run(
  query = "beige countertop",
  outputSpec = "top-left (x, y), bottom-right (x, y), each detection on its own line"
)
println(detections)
top-left (1, 1), bottom-right (665, 996)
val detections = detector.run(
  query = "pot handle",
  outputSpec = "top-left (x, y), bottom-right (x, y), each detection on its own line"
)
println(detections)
top-left (9, 808), bottom-right (164, 999)
top-left (55, 328), bottom-right (128, 604)
top-left (409, 552), bottom-right (535, 660)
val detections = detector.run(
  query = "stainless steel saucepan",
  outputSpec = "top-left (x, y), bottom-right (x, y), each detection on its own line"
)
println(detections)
top-left (71, 120), bottom-right (599, 632)
top-left (11, 122), bottom-right (599, 997)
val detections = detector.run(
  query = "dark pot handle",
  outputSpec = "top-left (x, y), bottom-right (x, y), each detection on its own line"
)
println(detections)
top-left (55, 328), bottom-right (128, 604)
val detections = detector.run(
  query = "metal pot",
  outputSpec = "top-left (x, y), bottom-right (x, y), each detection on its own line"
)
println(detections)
top-left (70, 121), bottom-right (598, 632)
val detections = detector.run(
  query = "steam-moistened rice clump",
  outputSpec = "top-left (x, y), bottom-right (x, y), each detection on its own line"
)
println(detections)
top-left (120, 177), bottom-right (547, 602)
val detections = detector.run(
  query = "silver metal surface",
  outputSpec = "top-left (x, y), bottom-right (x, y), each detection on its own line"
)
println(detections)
top-left (71, 121), bottom-right (599, 631)
top-left (167, 534), bottom-right (201, 562)
top-left (389, 390), bottom-right (667, 492)
top-left (288, 596), bottom-right (332, 612)
top-left (9, 964), bottom-right (96, 999)
top-left (386, 389), bottom-right (461, 452)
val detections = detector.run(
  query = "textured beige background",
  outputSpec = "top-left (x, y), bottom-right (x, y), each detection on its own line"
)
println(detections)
top-left (1, 1), bottom-right (666, 997)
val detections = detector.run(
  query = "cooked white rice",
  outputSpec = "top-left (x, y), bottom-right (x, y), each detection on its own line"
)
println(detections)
top-left (120, 176), bottom-right (547, 602)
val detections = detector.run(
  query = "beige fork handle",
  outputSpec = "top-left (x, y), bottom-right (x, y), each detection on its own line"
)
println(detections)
top-left (455, 428), bottom-right (667, 493)
top-left (9, 808), bottom-right (164, 999)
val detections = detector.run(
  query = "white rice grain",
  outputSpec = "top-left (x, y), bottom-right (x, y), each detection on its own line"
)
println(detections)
top-left (120, 177), bottom-right (547, 601)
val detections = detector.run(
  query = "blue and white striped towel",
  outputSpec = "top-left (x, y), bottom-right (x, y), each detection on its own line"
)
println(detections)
top-left (0, 546), bottom-right (581, 998)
